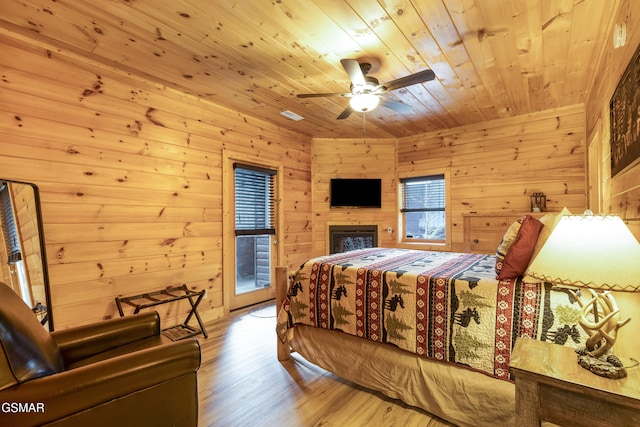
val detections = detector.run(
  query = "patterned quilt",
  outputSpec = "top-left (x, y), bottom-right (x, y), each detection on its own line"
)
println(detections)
top-left (277, 248), bottom-right (589, 381)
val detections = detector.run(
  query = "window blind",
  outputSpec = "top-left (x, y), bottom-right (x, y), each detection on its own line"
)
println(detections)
top-left (234, 164), bottom-right (276, 236)
top-left (400, 174), bottom-right (445, 213)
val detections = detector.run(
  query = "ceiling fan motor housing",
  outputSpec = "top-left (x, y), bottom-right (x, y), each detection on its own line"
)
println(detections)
top-left (351, 76), bottom-right (380, 95)
top-left (359, 62), bottom-right (372, 74)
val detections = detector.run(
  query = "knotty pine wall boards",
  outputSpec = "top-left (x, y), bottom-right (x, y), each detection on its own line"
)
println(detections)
top-left (0, 33), bottom-right (313, 328)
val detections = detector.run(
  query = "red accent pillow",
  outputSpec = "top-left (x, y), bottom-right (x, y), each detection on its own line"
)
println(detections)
top-left (497, 215), bottom-right (543, 280)
top-left (495, 217), bottom-right (524, 276)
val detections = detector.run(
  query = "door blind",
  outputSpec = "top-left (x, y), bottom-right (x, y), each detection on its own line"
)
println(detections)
top-left (234, 164), bottom-right (276, 236)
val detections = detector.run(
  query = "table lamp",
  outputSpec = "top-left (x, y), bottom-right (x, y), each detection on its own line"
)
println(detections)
top-left (526, 211), bottom-right (640, 378)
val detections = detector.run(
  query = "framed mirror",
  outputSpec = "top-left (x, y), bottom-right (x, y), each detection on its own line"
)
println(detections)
top-left (0, 179), bottom-right (53, 330)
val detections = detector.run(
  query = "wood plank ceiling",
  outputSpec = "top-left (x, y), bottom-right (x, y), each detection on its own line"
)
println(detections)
top-left (0, 0), bottom-right (619, 138)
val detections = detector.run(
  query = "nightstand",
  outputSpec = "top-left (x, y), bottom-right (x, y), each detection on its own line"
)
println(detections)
top-left (509, 338), bottom-right (640, 426)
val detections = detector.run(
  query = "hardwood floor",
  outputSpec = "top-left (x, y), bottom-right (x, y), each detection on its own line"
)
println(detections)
top-left (196, 302), bottom-right (454, 427)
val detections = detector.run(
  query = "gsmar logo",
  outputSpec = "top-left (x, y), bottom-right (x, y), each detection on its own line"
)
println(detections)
top-left (1, 402), bottom-right (45, 413)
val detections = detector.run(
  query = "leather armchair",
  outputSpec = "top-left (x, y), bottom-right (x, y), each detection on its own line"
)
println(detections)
top-left (0, 281), bottom-right (201, 426)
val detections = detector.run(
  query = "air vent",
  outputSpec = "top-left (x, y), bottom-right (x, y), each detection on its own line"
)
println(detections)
top-left (280, 110), bottom-right (304, 121)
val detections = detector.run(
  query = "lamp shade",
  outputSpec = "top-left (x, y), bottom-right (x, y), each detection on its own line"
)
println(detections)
top-left (525, 214), bottom-right (640, 291)
top-left (349, 93), bottom-right (380, 112)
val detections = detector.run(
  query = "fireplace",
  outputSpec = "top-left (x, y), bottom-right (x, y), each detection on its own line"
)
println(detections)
top-left (328, 225), bottom-right (378, 254)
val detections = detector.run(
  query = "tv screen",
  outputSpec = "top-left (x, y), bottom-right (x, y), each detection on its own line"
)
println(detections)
top-left (330, 178), bottom-right (382, 208)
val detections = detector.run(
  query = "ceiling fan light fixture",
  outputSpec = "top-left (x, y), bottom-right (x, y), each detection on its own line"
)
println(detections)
top-left (297, 58), bottom-right (435, 120)
top-left (349, 93), bottom-right (380, 112)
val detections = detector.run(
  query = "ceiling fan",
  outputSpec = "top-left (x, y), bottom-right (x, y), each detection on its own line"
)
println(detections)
top-left (297, 59), bottom-right (436, 120)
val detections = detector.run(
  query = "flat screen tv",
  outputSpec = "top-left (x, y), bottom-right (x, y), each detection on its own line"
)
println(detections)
top-left (330, 178), bottom-right (382, 208)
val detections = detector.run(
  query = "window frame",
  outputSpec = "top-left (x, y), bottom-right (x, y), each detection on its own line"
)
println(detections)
top-left (398, 169), bottom-right (451, 250)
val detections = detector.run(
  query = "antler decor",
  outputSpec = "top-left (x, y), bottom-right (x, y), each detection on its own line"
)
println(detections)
top-left (526, 212), bottom-right (640, 379)
top-left (570, 289), bottom-right (631, 378)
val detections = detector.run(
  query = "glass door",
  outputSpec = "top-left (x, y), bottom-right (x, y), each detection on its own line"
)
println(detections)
top-left (235, 235), bottom-right (271, 294)
top-left (231, 164), bottom-right (277, 309)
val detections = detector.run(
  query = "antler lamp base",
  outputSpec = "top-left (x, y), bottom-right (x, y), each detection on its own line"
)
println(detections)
top-left (570, 289), bottom-right (631, 379)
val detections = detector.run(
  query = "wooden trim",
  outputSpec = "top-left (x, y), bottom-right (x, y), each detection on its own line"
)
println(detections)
top-left (587, 119), bottom-right (603, 212)
top-left (275, 266), bottom-right (290, 361)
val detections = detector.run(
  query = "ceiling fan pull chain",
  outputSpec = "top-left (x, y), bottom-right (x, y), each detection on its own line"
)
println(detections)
top-left (362, 112), bottom-right (366, 144)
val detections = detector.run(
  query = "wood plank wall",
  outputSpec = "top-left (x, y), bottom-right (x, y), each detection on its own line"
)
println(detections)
top-left (0, 33), bottom-right (313, 329)
top-left (311, 138), bottom-right (397, 256)
top-left (585, 0), bottom-right (640, 240)
top-left (397, 105), bottom-right (587, 252)
top-left (3, 2), bottom-right (636, 330)
top-left (583, 0), bottom-right (640, 347)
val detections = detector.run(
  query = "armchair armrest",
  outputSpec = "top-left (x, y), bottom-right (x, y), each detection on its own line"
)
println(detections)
top-left (0, 338), bottom-right (201, 426)
top-left (50, 312), bottom-right (161, 363)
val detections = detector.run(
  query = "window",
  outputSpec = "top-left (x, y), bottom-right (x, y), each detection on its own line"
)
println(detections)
top-left (400, 174), bottom-right (447, 243)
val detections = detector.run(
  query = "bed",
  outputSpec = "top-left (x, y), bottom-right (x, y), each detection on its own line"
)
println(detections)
top-left (275, 212), bottom-right (589, 426)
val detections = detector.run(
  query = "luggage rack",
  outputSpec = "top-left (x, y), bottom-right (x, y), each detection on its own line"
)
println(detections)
top-left (115, 285), bottom-right (208, 340)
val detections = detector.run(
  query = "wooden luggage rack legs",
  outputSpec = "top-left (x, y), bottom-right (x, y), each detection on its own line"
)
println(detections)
top-left (115, 285), bottom-right (208, 340)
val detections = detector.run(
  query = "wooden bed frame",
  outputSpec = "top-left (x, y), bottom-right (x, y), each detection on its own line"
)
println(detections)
top-left (275, 266), bottom-right (290, 361)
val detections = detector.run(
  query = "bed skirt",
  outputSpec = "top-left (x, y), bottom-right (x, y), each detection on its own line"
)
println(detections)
top-left (287, 324), bottom-right (516, 427)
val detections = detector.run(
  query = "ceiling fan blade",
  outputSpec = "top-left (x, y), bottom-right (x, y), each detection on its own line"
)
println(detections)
top-left (380, 98), bottom-right (414, 115)
top-left (297, 92), bottom-right (350, 98)
top-left (337, 107), bottom-right (353, 120)
top-left (340, 59), bottom-right (366, 86)
top-left (381, 69), bottom-right (436, 92)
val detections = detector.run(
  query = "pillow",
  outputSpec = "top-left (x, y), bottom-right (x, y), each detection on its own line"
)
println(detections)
top-left (495, 217), bottom-right (525, 276)
top-left (495, 215), bottom-right (543, 279)
top-left (497, 215), bottom-right (543, 279)
top-left (529, 207), bottom-right (572, 263)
